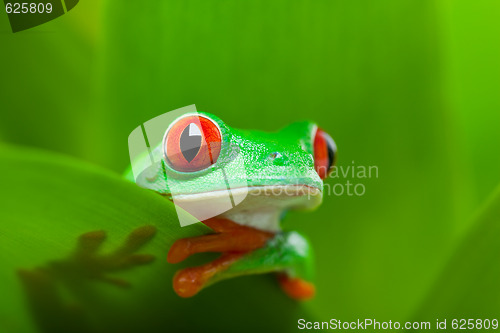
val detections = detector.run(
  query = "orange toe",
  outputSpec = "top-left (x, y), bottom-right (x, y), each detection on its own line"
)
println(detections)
top-left (278, 274), bottom-right (316, 300)
top-left (172, 253), bottom-right (243, 297)
top-left (167, 239), bottom-right (191, 264)
top-left (172, 267), bottom-right (205, 298)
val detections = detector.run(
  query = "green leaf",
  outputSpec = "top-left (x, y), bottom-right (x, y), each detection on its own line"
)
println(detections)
top-left (0, 145), bottom-right (313, 333)
top-left (412, 185), bottom-right (500, 321)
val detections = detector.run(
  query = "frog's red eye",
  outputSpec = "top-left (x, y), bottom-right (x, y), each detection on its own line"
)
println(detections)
top-left (164, 115), bottom-right (222, 172)
top-left (313, 128), bottom-right (337, 179)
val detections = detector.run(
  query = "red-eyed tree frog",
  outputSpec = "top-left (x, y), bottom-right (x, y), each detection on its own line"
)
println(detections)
top-left (127, 112), bottom-right (336, 300)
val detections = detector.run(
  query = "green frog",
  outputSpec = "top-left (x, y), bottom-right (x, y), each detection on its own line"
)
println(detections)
top-left (127, 111), bottom-right (336, 300)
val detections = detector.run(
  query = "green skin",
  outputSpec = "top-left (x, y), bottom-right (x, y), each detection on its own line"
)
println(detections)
top-left (127, 112), bottom-right (325, 288)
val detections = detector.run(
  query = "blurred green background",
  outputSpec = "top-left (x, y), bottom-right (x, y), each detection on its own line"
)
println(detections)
top-left (1, 0), bottom-right (500, 332)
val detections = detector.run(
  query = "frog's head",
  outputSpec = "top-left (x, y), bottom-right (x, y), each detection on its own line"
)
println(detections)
top-left (134, 111), bottom-right (336, 231)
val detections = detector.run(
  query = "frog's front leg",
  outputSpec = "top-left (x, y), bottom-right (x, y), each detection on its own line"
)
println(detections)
top-left (167, 219), bottom-right (315, 300)
top-left (167, 218), bottom-right (273, 263)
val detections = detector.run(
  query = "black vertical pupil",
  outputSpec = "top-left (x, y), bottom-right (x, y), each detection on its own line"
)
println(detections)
top-left (180, 123), bottom-right (202, 162)
top-left (324, 133), bottom-right (337, 169)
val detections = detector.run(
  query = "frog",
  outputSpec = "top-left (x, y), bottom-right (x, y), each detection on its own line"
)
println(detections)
top-left (127, 111), bottom-right (337, 300)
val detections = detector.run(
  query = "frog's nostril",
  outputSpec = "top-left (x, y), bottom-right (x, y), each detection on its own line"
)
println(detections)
top-left (268, 152), bottom-right (282, 160)
top-left (268, 152), bottom-right (288, 166)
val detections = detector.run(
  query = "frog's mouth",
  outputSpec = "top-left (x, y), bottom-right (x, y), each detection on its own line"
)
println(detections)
top-left (169, 184), bottom-right (321, 206)
top-left (166, 184), bottom-right (322, 232)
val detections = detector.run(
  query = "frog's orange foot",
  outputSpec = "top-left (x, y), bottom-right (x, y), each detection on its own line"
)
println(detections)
top-left (173, 253), bottom-right (243, 297)
top-left (167, 218), bottom-right (273, 297)
top-left (277, 274), bottom-right (316, 300)
top-left (167, 230), bottom-right (272, 264)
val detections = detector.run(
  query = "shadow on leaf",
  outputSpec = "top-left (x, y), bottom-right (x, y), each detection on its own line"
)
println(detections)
top-left (18, 225), bottom-right (157, 333)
